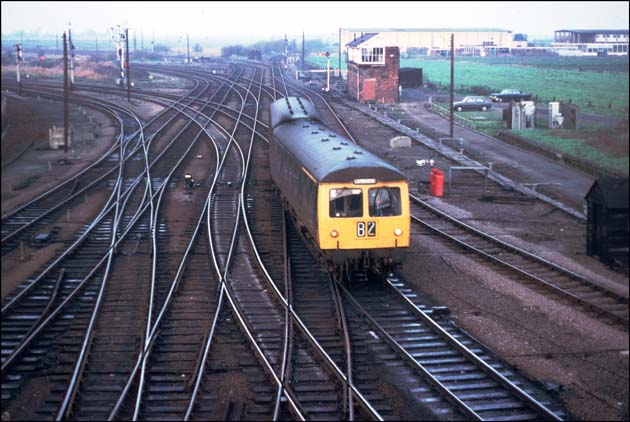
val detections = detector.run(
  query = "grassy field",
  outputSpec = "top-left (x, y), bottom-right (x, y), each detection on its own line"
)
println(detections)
top-left (434, 101), bottom-right (628, 176)
top-left (308, 54), bottom-right (629, 117)
top-left (401, 56), bottom-right (629, 117)
top-left (512, 127), bottom-right (629, 176)
top-left (309, 53), bottom-right (629, 176)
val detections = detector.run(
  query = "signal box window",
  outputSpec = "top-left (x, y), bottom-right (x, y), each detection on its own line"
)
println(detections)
top-left (369, 187), bottom-right (401, 217)
top-left (330, 189), bottom-right (363, 217)
top-left (361, 47), bottom-right (384, 63)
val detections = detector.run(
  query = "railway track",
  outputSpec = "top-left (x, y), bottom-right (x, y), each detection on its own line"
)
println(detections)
top-left (409, 194), bottom-right (629, 328)
top-left (277, 61), bottom-right (628, 331)
top-left (1, 65), bottom-right (249, 418)
top-left (2, 59), bottom-right (577, 421)
top-left (338, 270), bottom-right (566, 420)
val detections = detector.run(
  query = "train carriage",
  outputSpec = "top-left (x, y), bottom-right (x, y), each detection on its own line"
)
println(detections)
top-left (270, 97), bottom-right (410, 272)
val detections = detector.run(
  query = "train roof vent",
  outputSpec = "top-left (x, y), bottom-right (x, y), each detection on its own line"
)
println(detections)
top-left (346, 156), bottom-right (356, 160)
top-left (302, 124), bottom-right (310, 128)
top-left (333, 146), bottom-right (341, 150)
top-left (354, 150), bottom-right (363, 154)
top-left (295, 97), bottom-right (309, 115)
top-left (340, 141), bottom-right (348, 145)
top-left (321, 138), bottom-right (329, 142)
top-left (311, 130), bottom-right (319, 134)
top-left (329, 134), bottom-right (337, 137)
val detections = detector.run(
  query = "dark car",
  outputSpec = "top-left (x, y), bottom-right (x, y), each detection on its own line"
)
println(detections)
top-left (489, 89), bottom-right (532, 102)
top-left (453, 96), bottom-right (493, 112)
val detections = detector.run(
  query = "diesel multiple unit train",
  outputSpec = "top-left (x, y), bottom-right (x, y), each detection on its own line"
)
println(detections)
top-left (270, 96), bottom-right (410, 272)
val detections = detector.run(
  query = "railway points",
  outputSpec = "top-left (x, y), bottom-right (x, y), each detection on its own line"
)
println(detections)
top-left (1, 56), bottom-right (627, 422)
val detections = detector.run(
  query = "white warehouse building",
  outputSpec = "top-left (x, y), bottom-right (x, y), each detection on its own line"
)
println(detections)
top-left (340, 28), bottom-right (518, 56)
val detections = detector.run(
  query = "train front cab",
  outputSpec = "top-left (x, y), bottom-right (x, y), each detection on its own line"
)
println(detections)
top-left (317, 179), bottom-right (410, 267)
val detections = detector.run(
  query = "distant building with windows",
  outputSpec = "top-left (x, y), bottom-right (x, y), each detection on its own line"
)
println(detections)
top-left (552, 29), bottom-right (629, 56)
top-left (340, 28), bottom-right (516, 57)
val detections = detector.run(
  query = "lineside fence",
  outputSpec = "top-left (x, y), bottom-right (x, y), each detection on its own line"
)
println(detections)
top-left (426, 97), bottom-right (477, 130)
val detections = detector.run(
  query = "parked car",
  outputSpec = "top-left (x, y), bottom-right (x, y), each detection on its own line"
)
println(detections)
top-left (452, 96), bottom-right (493, 112)
top-left (489, 89), bottom-right (532, 102)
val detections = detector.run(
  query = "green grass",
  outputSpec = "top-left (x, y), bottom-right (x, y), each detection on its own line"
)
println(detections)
top-left (431, 55), bottom-right (629, 72)
top-left (307, 54), bottom-right (629, 117)
top-left (309, 54), bottom-right (629, 175)
top-left (403, 57), bottom-right (629, 117)
top-left (432, 101), bottom-right (628, 176)
top-left (512, 128), bottom-right (629, 175)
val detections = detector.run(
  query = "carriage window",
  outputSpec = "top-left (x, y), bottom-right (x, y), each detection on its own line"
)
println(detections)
top-left (369, 187), bottom-right (401, 217)
top-left (329, 189), bottom-right (363, 217)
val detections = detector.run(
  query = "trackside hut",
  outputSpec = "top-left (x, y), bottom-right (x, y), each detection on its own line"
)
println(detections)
top-left (346, 33), bottom-right (400, 104)
top-left (584, 177), bottom-right (629, 268)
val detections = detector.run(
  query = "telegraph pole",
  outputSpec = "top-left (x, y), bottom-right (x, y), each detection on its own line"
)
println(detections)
top-left (68, 24), bottom-right (75, 89)
top-left (14, 43), bottom-right (23, 95)
top-left (63, 32), bottom-right (69, 153)
top-left (338, 28), bottom-right (341, 78)
top-left (449, 33), bottom-right (454, 138)
top-left (325, 51), bottom-right (330, 92)
top-left (301, 31), bottom-right (305, 71)
top-left (68, 23), bottom-right (74, 89)
top-left (125, 27), bottom-right (131, 102)
top-left (151, 31), bottom-right (154, 53)
top-left (186, 33), bottom-right (190, 64)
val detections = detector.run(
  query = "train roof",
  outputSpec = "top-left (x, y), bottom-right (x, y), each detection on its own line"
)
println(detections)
top-left (270, 96), bottom-right (322, 129)
top-left (273, 119), bottom-right (406, 183)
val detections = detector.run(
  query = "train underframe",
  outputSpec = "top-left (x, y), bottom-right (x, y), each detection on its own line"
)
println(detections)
top-left (291, 212), bottom-right (405, 279)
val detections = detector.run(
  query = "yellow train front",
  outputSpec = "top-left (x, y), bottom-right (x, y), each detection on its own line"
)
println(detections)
top-left (270, 97), bottom-right (410, 272)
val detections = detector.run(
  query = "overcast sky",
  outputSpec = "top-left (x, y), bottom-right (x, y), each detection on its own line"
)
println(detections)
top-left (2, 1), bottom-right (629, 41)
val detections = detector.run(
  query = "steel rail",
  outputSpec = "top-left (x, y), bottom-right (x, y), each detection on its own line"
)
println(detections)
top-left (384, 274), bottom-right (563, 420)
top-left (132, 66), bottom-right (241, 420)
top-left (0, 80), bottom-right (209, 246)
top-left (104, 65), bottom-right (271, 420)
top-left (1, 89), bottom-right (218, 375)
top-left (411, 193), bottom-right (628, 303)
top-left (0, 78), bottom-right (217, 314)
top-left (336, 277), bottom-right (484, 421)
top-left (232, 64), bottom-right (384, 421)
top-left (409, 197), bottom-right (628, 326)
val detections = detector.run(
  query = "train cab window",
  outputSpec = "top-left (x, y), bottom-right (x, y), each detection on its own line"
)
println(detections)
top-left (369, 187), bottom-right (402, 217)
top-left (329, 188), bottom-right (363, 217)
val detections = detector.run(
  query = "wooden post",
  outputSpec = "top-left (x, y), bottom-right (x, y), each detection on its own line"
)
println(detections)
top-left (450, 33), bottom-right (454, 139)
top-left (63, 32), bottom-right (69, 154)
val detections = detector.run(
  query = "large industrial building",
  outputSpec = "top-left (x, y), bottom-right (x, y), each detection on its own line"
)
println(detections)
top-left (340, 27), bottom-right (516, 56)
top-left (552, 29), bottom-right (629, 55)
